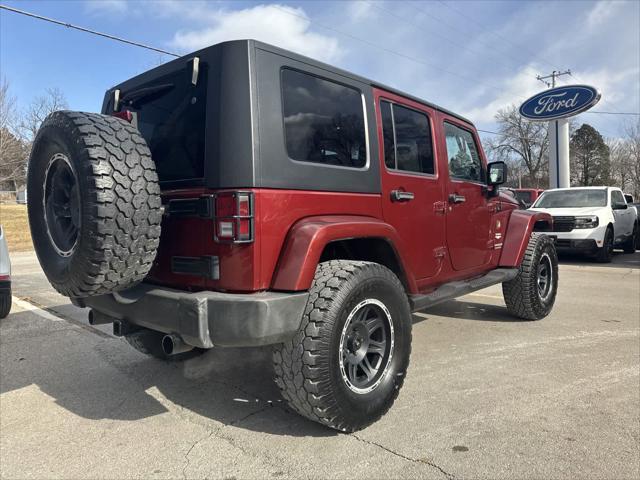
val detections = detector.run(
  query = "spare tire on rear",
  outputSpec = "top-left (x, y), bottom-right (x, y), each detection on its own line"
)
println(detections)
top-left (27, 111), bottom-right (162, 298)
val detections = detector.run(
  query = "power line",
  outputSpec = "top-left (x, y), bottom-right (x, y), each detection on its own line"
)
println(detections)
top-left (373, 1), bottom-right (535, 78)
top-left (405, 1), bottom-right (543, 83)
top-left (477, 129), bottom-right (500, 135)
top-left (585, 111), bottom-right (640, 116)
top-left (270, 5), bottom-right (507, 97)
top-left (433, 0), bottom-right (563, 72)
top-left (0, 4), bottom-right (180, 57)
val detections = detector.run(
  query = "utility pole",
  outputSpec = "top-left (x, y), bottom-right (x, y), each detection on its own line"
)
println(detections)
top-left (537, 70), bottom-right (572, 189)
top-left (536, 70), bottom-right (571, 88)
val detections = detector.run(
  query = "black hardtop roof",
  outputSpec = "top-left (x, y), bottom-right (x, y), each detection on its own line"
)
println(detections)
top-left (112, 39), bottom-right (473, 126)
top-left (249, 40), bottom-right (473, 126)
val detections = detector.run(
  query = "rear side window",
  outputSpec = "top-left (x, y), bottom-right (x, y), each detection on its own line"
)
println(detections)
top-left (444, 123), bottom-right (484, 182)
top-left (379, 101), bottom-right (434, 175)
top-left (281, 69), bottom-right (367, 168)
top-left (122, 63), bottom-right (208, 184)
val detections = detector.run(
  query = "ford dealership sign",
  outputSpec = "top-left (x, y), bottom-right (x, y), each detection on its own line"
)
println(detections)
top-left (519, 85), bottom-right (601, 121)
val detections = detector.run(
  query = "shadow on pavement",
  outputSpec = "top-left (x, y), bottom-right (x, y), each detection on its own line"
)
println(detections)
top-left (415, 300), bottom-right (525, 323)
top-left (0, 308), bottom-right (336, 438)
top-left (558, 250), bottom-right (640, 269)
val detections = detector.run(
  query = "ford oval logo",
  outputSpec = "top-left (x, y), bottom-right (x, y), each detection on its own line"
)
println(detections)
top-left (519, 85), bottom-right (601, 121)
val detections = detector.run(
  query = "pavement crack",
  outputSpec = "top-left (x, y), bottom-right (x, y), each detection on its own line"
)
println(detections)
top-left (350, 433), bottom-right (456, 479)
top-left (181, 429), bottom-right (216, 479)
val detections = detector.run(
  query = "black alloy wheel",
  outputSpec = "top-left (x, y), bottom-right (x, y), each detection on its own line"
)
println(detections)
top-left (43, 153), bottom-right (81, 257)
top-left (339, 298), bottom-right (394, 394)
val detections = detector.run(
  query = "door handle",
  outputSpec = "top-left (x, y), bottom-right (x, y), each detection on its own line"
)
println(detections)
top-left (448, 193), bottom-right (466, 204)
top-left (391, 190), bottom-right (415, 202)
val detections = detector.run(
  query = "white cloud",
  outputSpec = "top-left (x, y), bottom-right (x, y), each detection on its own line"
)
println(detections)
top-left (169, 4), bottom-right (341, 63)
top-left (586, 0), bottom-right (623, 28)
top-left (84, 0), bottom-right (128, 14)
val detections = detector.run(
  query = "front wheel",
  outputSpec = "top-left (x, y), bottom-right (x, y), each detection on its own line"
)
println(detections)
top-left (623, 224), bottom-right (637, 254)
top-left (595, 227), bottom-right (614, 263)
top-left (502, 233), bottom-right (558, 320)
top-left (273, 260), bottom-right (412, 432)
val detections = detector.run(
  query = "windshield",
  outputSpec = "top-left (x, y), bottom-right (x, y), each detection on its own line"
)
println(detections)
top-left (533, 189), bottom-right (607, 208)
top-left (514, 191), bottom-right (532, 204)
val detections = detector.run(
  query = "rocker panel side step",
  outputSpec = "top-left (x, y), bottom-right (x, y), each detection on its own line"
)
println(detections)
top-left (409, 268), bottom-right (518, 312)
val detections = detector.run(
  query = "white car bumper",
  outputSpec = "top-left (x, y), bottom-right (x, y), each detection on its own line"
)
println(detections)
top-left (550, 224), bottom-right (607, 251)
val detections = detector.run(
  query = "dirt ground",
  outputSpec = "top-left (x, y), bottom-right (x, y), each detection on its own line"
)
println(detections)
top-left (0, 204), bottom-right (33, 252)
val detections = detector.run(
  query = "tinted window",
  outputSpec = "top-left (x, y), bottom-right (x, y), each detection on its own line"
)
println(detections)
top-left (124, 63), bottom-right (207, 183)
top-left (281, 69), bottom-right (366, 168)
top-left (611, 190), bottom-right (625, 206)
top-left (534, 189), bottom-right (607, 208)
top-left (380, 101), bottom-right (395, 169)
top-left (380, 102), bottom-right (434, 174)
top-left (444, 123), bottom-right (484, 182)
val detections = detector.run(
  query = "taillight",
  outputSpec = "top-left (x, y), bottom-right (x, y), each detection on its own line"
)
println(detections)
top-left (112, 110), bottom-right (133, 122)
top-left (213, 192), bottom-right (254, 243)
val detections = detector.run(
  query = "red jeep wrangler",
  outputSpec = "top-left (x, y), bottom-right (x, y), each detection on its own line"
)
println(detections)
top-left (27, 40), bottom-right (557, 431)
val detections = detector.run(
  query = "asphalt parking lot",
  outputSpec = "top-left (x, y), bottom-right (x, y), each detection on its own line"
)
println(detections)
top-left (1, 251), bottom-right (638, 479)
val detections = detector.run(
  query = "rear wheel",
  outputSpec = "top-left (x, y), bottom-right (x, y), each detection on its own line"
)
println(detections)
top-left (502, 233), bottom-right (558, 320)
top-left (595, 227), bottom-right (614, 263)
top-left (273, 260), bottom-right (412, 432)
top-left (0, 292), bottom-right (11, 319)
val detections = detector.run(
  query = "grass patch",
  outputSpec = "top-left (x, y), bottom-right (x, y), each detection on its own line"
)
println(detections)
top-left (0, 204), bottom-right (33, 252)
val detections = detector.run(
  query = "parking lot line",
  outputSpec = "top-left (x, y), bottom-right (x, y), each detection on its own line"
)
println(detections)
top-left (11, 296), bottom-right (67, 323)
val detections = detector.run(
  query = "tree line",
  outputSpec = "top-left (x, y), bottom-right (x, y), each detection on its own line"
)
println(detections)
top-left (484, 104), bottom-right (640, 197)
top-left (0, 78), bottom-right (68, 192)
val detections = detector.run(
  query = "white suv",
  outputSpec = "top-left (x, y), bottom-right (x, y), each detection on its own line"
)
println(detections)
top-left (0, 225), bottom-right (11, 318)
top-left (530, 187), bottom-right (637, 262)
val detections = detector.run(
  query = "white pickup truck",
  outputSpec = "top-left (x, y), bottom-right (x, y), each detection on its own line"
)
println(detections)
top-left (530, 186), bottom-right (637, 262)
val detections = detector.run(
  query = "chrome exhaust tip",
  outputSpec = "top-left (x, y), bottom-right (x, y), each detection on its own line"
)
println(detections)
top-left (161, 334), bottom-right (194, 356)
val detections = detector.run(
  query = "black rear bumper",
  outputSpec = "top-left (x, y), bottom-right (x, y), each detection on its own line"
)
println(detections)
top-left (0, 280), bottom-right (11, 295)
top-left (80, 283), bottom-right (309, 348)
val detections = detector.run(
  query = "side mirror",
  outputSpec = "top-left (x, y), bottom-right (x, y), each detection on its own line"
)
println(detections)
top-left (487, 161), bottom-right (507, 186)
top-left (612, 202), bottom-right (628, 210)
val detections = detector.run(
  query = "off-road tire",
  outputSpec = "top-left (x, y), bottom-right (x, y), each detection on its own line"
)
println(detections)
top-left (27, 111), bottom-right (162, 298)
top-left (273, 260), bottom-right (412, 432)
top-left (595, 227), bottom-right (614, 263)
top-left (502, 233), bottom-right (558, 320)
top-left (125, 329), bottom-right (204, 362)
top-left (0, 292), bottom-right (11, 319)
top-left (623, 223), bottom-right (637, 254)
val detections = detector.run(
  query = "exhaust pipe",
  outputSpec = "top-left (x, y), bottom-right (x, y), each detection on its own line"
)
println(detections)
top-left (88, 309), bottom-right (114, 326)
top-left (112, 320), bottom-right (139, 337)
top-left (162, 334), bottom-right (194, 356)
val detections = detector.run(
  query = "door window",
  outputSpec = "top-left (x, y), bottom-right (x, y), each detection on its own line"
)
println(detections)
top-left (611, 190), bottom-right (625, 206)
top-left (380, 101), bottom-right (434, 175)
top-left (444, 123), bottom-right (484, 182)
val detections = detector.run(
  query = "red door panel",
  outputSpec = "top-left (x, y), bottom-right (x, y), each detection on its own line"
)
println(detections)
top-left (439, 117), bottom-right (492, 271)
top-left (373, 88), bottom-right (446, 280)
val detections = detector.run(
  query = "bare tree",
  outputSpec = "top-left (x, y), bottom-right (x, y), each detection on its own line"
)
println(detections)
top-left (622, 120), bottom-right (640, 197)
top-left (607, 136), bottom-right (632, 192)
top-left (0, 78), bottom-right (28, 191)
top-left (486, 105), bottom-right (549, 188)
top-left (20, 87), bottom-right (69, 142)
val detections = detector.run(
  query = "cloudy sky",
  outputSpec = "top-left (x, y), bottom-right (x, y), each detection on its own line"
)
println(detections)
top-left (1, 0), bottom-right (638, 140)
